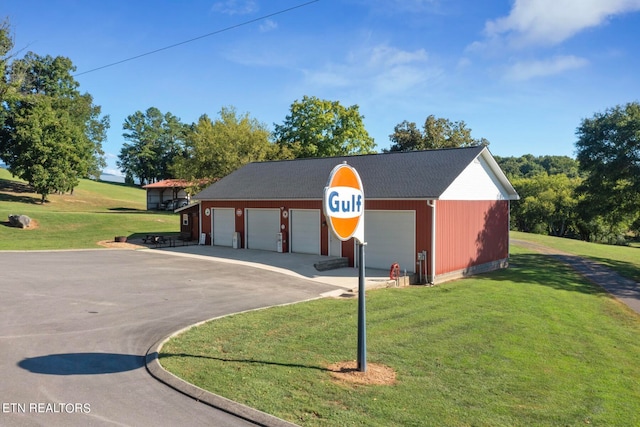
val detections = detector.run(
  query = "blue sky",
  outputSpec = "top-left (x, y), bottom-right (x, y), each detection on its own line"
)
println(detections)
top-left (5, 0), bottom-right (640, 175)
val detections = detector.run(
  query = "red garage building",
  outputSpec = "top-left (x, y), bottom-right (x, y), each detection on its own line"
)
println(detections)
top-left (194, 146), bottom-right (519, 284)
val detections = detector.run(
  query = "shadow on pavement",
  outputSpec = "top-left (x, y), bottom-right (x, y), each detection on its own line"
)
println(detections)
top-left (18, 352), bottom-right (145, 375)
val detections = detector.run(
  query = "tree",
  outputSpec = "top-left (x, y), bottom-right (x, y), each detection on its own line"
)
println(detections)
top-left (575, 102), bottom-right (640, 240)
top-left (3, 96), bottom-right (78, 202)
top-left (510, 174), bottom-right (581, 237)
top-left (0, 19), bottom-right (13, 99)
top-left (273, 96), bottom-right (376, 158)
top-left (386, 115), bottom-right (488, 152)
top-left (117, 107), bottom-right (186, 185)
top-left (494, 154), bottom-right (579, 179)
top-left (0, 47), bottom-right (108, 201)
top-left (172, 107), bottom-right (280, 184)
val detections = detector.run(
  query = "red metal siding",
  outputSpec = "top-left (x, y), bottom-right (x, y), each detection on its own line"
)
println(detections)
top-left (435, 200), bottom-right (509, 275)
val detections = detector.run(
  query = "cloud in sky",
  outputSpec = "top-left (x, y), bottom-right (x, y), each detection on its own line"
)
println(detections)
top-left (304, 44), bottom-right (435, 95)
top-left (259, 19), bottom-right (277, 33)
top-left (484, 0), bottom-right (640, 48)
top-left (211, 0), bottom-right (258, 16)
top-left (504, 55), bottom-right (589, 81)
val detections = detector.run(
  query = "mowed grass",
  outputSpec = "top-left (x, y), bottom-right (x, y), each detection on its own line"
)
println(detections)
top-left (511, 230), bottom-right (640, 282)
top-left (160, 244), bottom-right (640, 426)
top-left (0, 168), bottom-right (178, 249)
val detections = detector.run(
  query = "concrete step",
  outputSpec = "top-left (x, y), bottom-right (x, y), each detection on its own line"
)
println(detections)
top-left (313, 257), bottom-right (349, 271)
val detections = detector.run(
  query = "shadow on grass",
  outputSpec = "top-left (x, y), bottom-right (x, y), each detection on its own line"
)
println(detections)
top-left (108, 207), bottom-right (145, 212)
top-left (18, 352), bottom-right (144, 375)
top-left (97, 208), bottom-right (175, 215)
top-left (0, 178), bottom-right (41, 204)
top-left (158, 353), bottom-right (330, 372)
top-left (576, 255), bottom-right (640, 283)
top-left (493, 253), bottom-right (609, 296)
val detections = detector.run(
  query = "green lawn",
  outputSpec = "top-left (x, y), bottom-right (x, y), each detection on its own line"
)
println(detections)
top-left (511, 230), bottom-right (640, 282)
top-left (0, 168), bottom-right (178, 249)
top-left (160, 244), bottom-right (640, 426)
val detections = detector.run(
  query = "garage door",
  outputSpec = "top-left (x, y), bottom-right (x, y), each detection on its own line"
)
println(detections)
top-left (212, 208), bottom-right (235, 247)
top-left (246, 209), bottom-right (280, 251)
top-left (290, 209), bottom-right (320, 254)
top-left (364, 211), bottom-right (416, 273)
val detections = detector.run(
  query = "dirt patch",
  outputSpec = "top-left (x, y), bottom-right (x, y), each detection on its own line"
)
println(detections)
top-left (97, 239), bottom-right (146, 249)
top-left (328, 361), bottom-right (397, 386)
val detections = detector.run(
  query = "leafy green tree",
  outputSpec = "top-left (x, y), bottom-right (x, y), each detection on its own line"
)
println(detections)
top-left (172, 107), bottom-right (280, 185)
top-left (2, 96), bottom-right (79, 202)
top-left (117, 107), bottom-right (186, 185)
top-left (0, 47), bottom-right (108, 201)
top-left (495, 154), bottom-right (579, 179)
top-left (386, 115), bottom-right (489, 152)
top-left (510, 174), bottom-right (581, 237)
top-left (273, 96), bottom-right (376, 158)
top-left (575, 102), bottom-right (640, 239)
top-left (0, 19), bottom-right (13, 99)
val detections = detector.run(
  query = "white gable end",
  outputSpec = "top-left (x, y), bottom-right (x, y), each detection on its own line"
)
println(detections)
top-left (439, 156), bottom-right (510, 200)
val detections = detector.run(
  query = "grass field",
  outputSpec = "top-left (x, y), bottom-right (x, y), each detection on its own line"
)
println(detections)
top-left (0, 168), bottom-right (178, 249)
top-left (160, 242), bottom-right (640, 426)
top-left (511, 230), bottom-right (640, 282)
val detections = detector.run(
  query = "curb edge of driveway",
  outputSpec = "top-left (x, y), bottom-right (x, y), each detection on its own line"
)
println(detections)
top-left (145, 333), bottom-right (299, 427)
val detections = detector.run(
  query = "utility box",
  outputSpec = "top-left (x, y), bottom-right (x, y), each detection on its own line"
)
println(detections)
top-left (276, 233), bottom-right (283, 253)
top-left (232, 232), bottom-right (241, 249)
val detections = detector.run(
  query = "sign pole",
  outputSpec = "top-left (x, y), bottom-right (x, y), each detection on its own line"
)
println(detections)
top-left (357, 240), bottom-right (366, 372)
top-left (322, 162), bottom-right (366, 373)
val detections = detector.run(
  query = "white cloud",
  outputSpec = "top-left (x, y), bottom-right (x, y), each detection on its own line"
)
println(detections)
top-left (304, 44), bottom-right (436, 95)
top-left (212, 0), bottom-right (258, 16)
top-left (504, 55), bottom-right (589, 81)
top-left (259, 19), bottom-right (277, 33)
top-left (485, 0), bottom-right (640, 48)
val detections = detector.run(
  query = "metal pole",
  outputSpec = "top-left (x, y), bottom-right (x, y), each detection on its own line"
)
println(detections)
top-left (357, 241), bottom-right (366, 372)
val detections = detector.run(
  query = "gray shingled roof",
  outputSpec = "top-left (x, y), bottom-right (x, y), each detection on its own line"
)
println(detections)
top-left (195, 146), bottom-right (509, 200)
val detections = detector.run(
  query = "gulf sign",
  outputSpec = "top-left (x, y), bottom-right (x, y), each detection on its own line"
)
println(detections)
top-left (323, 163), bottom-right (365, 243)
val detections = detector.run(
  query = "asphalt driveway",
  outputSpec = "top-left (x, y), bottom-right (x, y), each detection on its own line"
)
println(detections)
top-left (0, 249), bottom-right (342, 426)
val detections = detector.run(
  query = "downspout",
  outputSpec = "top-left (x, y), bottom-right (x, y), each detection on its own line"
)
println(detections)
top-left (507, 200), bottom-right (511, 263)
top-left (199, 203), bottom-right (203, 244)
top-left (427, 199), bottom-right (436, 284)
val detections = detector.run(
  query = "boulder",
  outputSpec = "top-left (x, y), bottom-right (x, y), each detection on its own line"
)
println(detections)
top-left (8, 214), bottom-right (31, 228)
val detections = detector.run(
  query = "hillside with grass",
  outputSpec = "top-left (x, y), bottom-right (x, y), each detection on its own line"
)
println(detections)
top-left (0, 168), bottom-right (178, 250)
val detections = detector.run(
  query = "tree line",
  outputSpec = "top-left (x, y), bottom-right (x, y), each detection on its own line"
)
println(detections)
top-left (495, 102), bottom-right (640, 244)
top-left (116, 96), bottom-right (377, 187)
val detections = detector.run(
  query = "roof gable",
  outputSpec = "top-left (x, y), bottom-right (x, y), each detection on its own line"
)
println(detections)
top-left (195, 146), bottom-right (518, 201)
top-left (440, 151), bottom-right (518, 200)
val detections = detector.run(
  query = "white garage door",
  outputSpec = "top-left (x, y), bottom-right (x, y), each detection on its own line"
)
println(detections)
top-left (364, 211), bottom-right (416, 273)
top-left (246, 209), bottom-right (280, 251)
top-left (212, 208), bottom-right (235, 247)
top-left (290, 209), bottom-right (320, 254)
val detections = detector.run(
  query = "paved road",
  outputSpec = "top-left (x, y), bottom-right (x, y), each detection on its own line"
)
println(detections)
top-left (0, 249), bottom-right (342, 426)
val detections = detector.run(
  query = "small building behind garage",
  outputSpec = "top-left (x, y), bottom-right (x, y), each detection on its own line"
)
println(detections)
top-left (193, 146), bottom-right (519, 284)
top-left (142, 179), bottom-right (191, 210)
